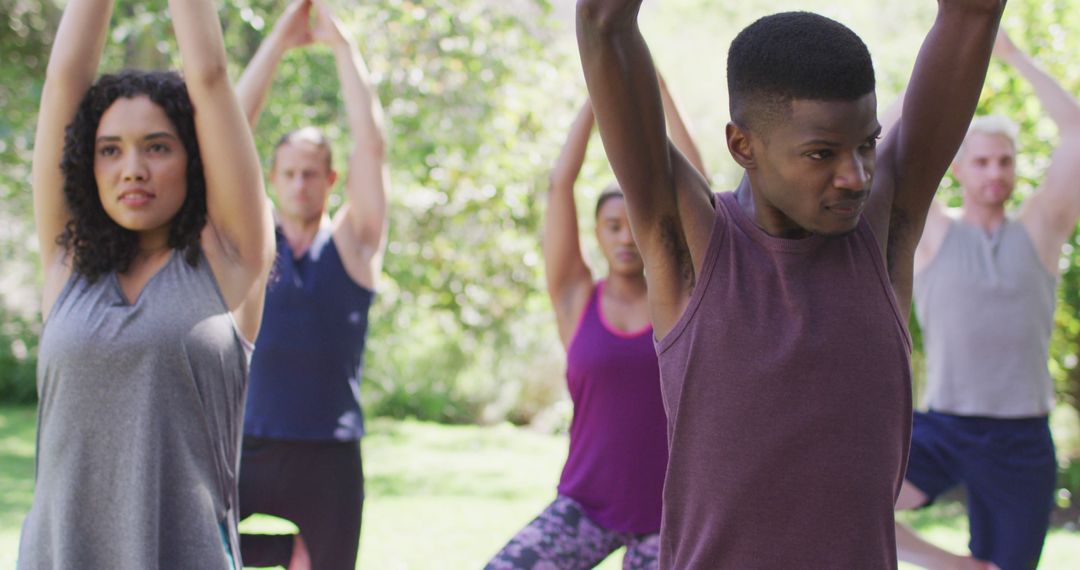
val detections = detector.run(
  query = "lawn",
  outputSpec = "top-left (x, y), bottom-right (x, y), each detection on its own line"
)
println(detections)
top-left (2, 405), bottom-right (1079, 569)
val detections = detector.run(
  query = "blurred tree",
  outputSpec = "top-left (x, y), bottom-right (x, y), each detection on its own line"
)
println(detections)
top-left (1, 0), bottom-right (1078, 427)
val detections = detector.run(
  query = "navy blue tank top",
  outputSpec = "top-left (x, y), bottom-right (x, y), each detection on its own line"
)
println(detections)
top-left (244, 227), bottom-right (374, 441)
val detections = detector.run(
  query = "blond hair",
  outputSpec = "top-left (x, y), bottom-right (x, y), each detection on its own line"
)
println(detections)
top-left (957, 115), bottom-right (1020, 157)
top-left (272, 126), bottom-right (333, 170)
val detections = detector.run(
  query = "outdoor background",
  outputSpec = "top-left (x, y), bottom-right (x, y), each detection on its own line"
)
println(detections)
top-left (1, 0), bottom-right (1079, 568)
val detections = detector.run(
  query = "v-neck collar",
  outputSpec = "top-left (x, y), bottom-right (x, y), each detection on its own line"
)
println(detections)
top-left (111, 250), bottom-right (178, 307)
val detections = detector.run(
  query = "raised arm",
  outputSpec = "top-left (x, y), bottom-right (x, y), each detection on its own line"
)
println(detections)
top-left (236, 0), bottom-right (313, 128)
top-left (544, 101), bottom-right (596, 347)
top-left (315, 0), bottom-right (389, 285)
top-left (169, 0), bottom-right (273, 335)
top-left (658, 73), bottom-right (710, 182)
top-left (877, 86), bottom-right (950, 274)
top-left (33, 0), bottom-right (114, 311)
top-left (576, 0), bottom-right (713, 339)
top-left (870, 0), bottom-right (1003, 305)
top-left (1006, 31), bottom-right (1080, 268)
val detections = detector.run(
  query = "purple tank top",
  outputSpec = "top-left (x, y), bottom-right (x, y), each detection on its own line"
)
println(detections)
top-left (655, 192), bottom-right (912, 569)
top-left (556, 281), bottom-right (668, 534)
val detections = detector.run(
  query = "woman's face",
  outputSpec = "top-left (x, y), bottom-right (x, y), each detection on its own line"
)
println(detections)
top-left (595, 196), bottom-right (644, 276)
top-left (93, 95), bottom-right (189, 240)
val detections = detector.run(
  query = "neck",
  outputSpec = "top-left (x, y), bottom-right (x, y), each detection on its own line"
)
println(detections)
top-left (736, 176), bottom-right (810, 239)
top-left (135, 228), bottom-right (172, 259)
top-left (279, 214), bottom-right (325, 255)
top-left (960, 201), bottom-right (1007, 233)
top-left (604, 271), bottom-right (647, 299)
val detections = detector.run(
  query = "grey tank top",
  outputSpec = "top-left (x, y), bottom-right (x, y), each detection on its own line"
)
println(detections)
top-left (915, 217), bottom-right (1056, 417)
top-left (19, 251), bottom-right (251, 569)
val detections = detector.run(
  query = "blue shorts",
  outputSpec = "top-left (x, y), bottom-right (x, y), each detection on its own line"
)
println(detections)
top-left (904, 411), bottom-right (1057, 570)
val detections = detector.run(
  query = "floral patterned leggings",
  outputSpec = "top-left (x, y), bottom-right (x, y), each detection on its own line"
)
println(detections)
top-left (484, 496), bottom-right (660, 570)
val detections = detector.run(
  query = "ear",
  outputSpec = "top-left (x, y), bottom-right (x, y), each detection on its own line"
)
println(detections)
top-left (726, 122), bottom-right (757, 170)
top-left (327, 169), bottom-right (339, 186)
top-left (950, 159), bottom-right (963, 181)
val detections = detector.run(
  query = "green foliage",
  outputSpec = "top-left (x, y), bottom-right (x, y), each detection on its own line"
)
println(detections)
top-left (0, 0), bottom-right (579, 421)
top-left (3, 1), bottom-right (1080, 430)
top-left (0, 301), bottom-right (38, 403)
top-left (986, 5), bottom-right (1080, 427)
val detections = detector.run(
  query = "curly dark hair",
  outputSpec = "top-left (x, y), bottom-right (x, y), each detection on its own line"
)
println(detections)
top-left (59, 69), bottom-right (207, 282)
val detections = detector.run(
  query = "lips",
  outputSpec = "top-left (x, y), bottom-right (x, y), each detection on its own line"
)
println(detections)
top-left (827, 198), bottom-right (865, 217)
top-left (118, 188), bottom-right (155, 207)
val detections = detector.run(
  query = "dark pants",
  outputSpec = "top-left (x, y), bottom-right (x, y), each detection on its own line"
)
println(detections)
top-left (905, 411), bottom-right (1057, 570)
top-left (238, 437), bottom-right (364, 569)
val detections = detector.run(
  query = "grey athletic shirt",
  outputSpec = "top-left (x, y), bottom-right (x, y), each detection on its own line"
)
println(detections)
top-left (19, 250), bottom-right (251, 569)
top-left (915, 217), bottom-right (1057, 417)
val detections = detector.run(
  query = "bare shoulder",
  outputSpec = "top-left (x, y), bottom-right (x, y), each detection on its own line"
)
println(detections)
top-left (331, 209), bottom-right (379, 290)
top-left (199, 222), bottom-right (269, 343)
top-left (40, 252), bottom-right (75, 322)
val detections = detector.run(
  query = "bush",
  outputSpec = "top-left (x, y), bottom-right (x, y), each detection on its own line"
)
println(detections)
top-left (0, 303), bottom-right (39, 403)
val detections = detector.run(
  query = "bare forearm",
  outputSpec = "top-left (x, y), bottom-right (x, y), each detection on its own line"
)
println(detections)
top-left (237, 31), bottom-right (290, 127)
top-left (890, 2), bottom-right (1002, 212)
top-left (34, 0), bottom-right (114, 264)
top-left (551, 102), bottom-right (595, 190)
top-left (1004, 49), bottom-right (1080, 133)
top-left (334, 40), bottom-right (386, 157)
top-left (544, 103), bottom-right (592, 279)
top-left (170, 0), bottom-right (230, 89)
top-left (44, 0), bottom-right (113, 88)
top-left (659, 76), bottom-right (708, 180)
top-left (170, 0), bottom-right (270, 266)
top-left (577, 1), bottom-right (671, 217)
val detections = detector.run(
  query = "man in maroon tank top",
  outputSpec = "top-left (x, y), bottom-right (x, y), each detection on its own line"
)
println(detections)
top-left (577, 1), bottom-right (1004, 568)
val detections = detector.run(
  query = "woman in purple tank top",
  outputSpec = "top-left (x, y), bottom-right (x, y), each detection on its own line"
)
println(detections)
top-left (485, 85), bottom-right (707, 570)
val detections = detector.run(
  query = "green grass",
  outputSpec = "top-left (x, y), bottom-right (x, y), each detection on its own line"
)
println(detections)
top-left (2, 405), bottom-right (1079, 569)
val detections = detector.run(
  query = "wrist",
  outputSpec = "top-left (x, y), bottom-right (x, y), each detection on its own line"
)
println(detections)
top-left (330, 35), bottom-right (354, 53)
top-left (267, 28), bottom-right (296, 53)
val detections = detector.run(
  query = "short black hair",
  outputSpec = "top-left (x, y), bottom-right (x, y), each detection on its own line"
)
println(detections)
top-left (728, 12), bottom-right (875, 132)
top-left (60, 69), bottom-right (206, 282)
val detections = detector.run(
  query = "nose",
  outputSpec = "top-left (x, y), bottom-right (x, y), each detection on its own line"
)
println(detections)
top-left (121, 149), bottom-right (148, 182)
top-left (835, 152), bottom-right (871, 192)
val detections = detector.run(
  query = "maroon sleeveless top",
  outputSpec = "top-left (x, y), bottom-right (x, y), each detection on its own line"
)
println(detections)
top-left (655, 192), bottom-right (912, 569)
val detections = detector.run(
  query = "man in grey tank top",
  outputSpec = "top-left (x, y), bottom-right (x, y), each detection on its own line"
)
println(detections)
top-left (892, 30), bottom-right (1080, 570)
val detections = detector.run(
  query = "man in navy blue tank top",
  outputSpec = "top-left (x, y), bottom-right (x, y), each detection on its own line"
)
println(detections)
top-left (578, 1), bottom-right (1004, 568)
top-left (883, 30), bottom-right (1080, 570)
top-left (234, 1), bottom-right (389, 568)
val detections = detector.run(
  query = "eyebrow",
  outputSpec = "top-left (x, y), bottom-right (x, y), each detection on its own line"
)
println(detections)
top-left (95, 132), bottom-right (179, 144)
top-left (799, 127), bottom-right (883, 148)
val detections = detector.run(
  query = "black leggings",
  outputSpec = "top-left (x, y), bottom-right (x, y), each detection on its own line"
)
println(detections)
top-left (238, 437), bottom-right (364, 569)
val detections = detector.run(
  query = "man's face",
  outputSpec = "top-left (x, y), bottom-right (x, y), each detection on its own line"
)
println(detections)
top-left (953, 133), bottom-right (1017, 208)
top-left (744, 93), bottom-right (880, 237)
top-left (270, 140), bottom-right (337, 223)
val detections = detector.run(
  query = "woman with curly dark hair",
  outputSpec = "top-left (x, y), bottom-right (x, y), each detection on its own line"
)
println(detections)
top-left (20, 0), bottom-right (273, 568)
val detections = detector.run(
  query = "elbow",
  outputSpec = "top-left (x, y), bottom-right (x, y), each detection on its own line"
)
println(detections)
top-left (576, 0), bottom-right (631, 36)
top-left (940, 0), bottom-right (1005, 16)
top-left (356, 132), bottom-right (387, 162)
top-left (185, 62), bottom-right (230, 91)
